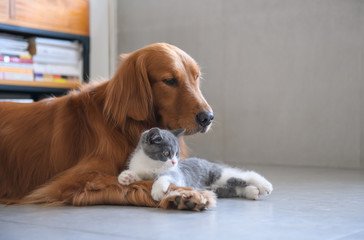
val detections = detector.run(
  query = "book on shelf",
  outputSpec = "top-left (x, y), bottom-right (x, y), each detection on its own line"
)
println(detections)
top-left (0, 34), bottom-right (33, 81)
top-left (0, 72), bottom-right (33, 81)
top-left (0, 33), bottom-right (28, 43)
top-left (32, 55), bottom-right (79, 66)
top-left (0, 55), bottom-right (34, 64)
top-left (34, 63), bottom-right (79, 76)
top-left (0, 62), bottom-right (33, 69)
top-left (34, 73), bottom-right (79, 83)
top-left (0, 39), bottom-right (28, 50)
top-left (0, 49), bottom-right (31, 58)
top-left (35, 44), bottom-right (80, 60)
top-left (29, 37), bottom-right (82, 82)
top-left (0, 34), bottom-right (82, 84)
top-left (0, 34), bottom-right (29, 50)
top-left (0, 33), bottom-right (31, 58)
top-left (0, 67), bottom-right (33, 74)
top-left (0, 65), bottom-right (34, 81)
top-left (29, 37), bottom-right (80, 50)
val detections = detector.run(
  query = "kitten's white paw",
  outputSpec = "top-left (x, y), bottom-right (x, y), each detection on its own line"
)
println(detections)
top-left (236, 185), bottom-right (260, 200)
top-left (244, 186), bottom-right (260, 200)
top-left (246, 171), bottom-right (273, 197)
top-left (118, 170), bottom-right (138, 185)
top-left (151, 176), bottom-right (171, 201)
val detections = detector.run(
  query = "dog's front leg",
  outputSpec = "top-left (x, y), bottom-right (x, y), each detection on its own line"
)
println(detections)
top-left (19, 157), bottom-right (214, 210)
top-left (18, 158), bottom-right (157, 207)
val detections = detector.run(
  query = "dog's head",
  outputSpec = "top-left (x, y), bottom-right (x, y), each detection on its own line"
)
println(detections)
top-left (104, 43), bottom-right (213, 135)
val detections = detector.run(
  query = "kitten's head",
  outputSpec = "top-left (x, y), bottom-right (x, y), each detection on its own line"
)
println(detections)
top-left (140, 127), bottom-right (185, 167)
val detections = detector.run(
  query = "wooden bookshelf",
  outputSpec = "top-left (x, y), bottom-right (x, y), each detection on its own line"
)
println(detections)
top-left (0, 0), bottom-right (89, 36)
top-left (0, 79), bottom-right (81, 101)
top-left (0, 0), bottom-right (89, 101)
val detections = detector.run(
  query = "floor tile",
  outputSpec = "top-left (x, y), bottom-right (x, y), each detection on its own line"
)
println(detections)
top-left (1, 165), bottom-right (363, 240)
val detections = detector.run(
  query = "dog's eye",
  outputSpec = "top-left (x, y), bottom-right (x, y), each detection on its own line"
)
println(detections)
top-left (162, 78), bottom-right (178, 86)
top-left (162, 151), bottom-right (170, 157)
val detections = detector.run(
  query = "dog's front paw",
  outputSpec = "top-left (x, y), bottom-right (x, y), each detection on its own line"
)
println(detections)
top-left (245, 171), bottom-right (273, 197)
top-left (118, 170), bottom-right (138, 185)
top-left (159, 186), bottom-right (216, 211)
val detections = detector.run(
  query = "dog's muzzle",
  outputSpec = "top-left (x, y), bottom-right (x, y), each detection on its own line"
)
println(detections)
top-left (195, 111), bottom-right (214, 130)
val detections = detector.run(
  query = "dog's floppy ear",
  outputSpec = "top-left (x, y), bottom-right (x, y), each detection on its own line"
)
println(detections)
top-left (104, 52), bottom-right (153, 125)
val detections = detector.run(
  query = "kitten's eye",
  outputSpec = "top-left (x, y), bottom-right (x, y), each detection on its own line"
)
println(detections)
top-left (163, 151), bottom-right (170, 157)
top-left (162, 78), bottom-right (178, 87)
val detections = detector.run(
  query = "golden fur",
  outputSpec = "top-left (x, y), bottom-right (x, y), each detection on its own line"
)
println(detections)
top-left (0, 43), bottom-right (214, 210)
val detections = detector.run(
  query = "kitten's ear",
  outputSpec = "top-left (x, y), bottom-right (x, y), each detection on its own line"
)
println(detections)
top-left (147, 128), bottom-right (162, 144)
top-left (171, 129), bottom-right (185, 138)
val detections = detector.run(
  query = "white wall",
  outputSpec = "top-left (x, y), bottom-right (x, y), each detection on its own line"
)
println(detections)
top-left (90, 0), bottom-right (117, 80)
top-left (106, 0), bottom-right (364, 169)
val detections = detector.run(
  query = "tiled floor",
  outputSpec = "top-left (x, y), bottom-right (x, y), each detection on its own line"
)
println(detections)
top-left (1, 165), bottom-right (364, 240)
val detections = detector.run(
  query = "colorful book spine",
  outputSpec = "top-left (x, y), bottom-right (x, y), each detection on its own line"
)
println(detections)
top-left (0, 55), bottom-right (34, 64)
top-left (0, 65), bottom-right (34, 81)
top-left (0, 67), bottom-right (33, 74)
top-left (34, 73), bottom-right (79, 83)
top-left (0, 49), bottom-right (31, 59)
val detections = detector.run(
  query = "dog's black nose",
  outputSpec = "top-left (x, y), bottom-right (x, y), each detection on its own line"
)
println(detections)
top-left (196, 111), bottom-right (214, 127)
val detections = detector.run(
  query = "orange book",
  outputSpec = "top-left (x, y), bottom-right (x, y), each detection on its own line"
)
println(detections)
top-left (0, 67), bottom-right (33, 74)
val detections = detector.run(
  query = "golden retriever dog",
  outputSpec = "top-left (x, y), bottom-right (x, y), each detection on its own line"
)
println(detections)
top-left (0, 43), bottom-right (215, 211)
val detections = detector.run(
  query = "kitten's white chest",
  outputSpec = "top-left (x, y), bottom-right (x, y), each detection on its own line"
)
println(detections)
top-left (129, 149), bottom-right (167, 180)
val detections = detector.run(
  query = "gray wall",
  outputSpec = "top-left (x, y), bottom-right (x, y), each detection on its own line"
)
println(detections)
top-left (90, 0), bottom-right (118, 80)
top-left (116, 0), bottom-right (364, 169)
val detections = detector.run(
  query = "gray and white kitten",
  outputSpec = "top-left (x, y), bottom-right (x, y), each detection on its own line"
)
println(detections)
top-left (118, 128), bottom-right (273, 202)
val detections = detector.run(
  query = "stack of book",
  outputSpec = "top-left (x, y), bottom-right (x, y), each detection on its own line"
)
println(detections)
top-left (29, 37), bottom-right (82, 83)
top-left (0, 34), bottom-right (34, 81)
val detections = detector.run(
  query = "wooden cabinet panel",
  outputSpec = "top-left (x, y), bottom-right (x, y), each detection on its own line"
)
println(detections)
top-left (0, 0), bottom-right (89, 36)
top-left (0, 0), bottom-right (10, 22)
